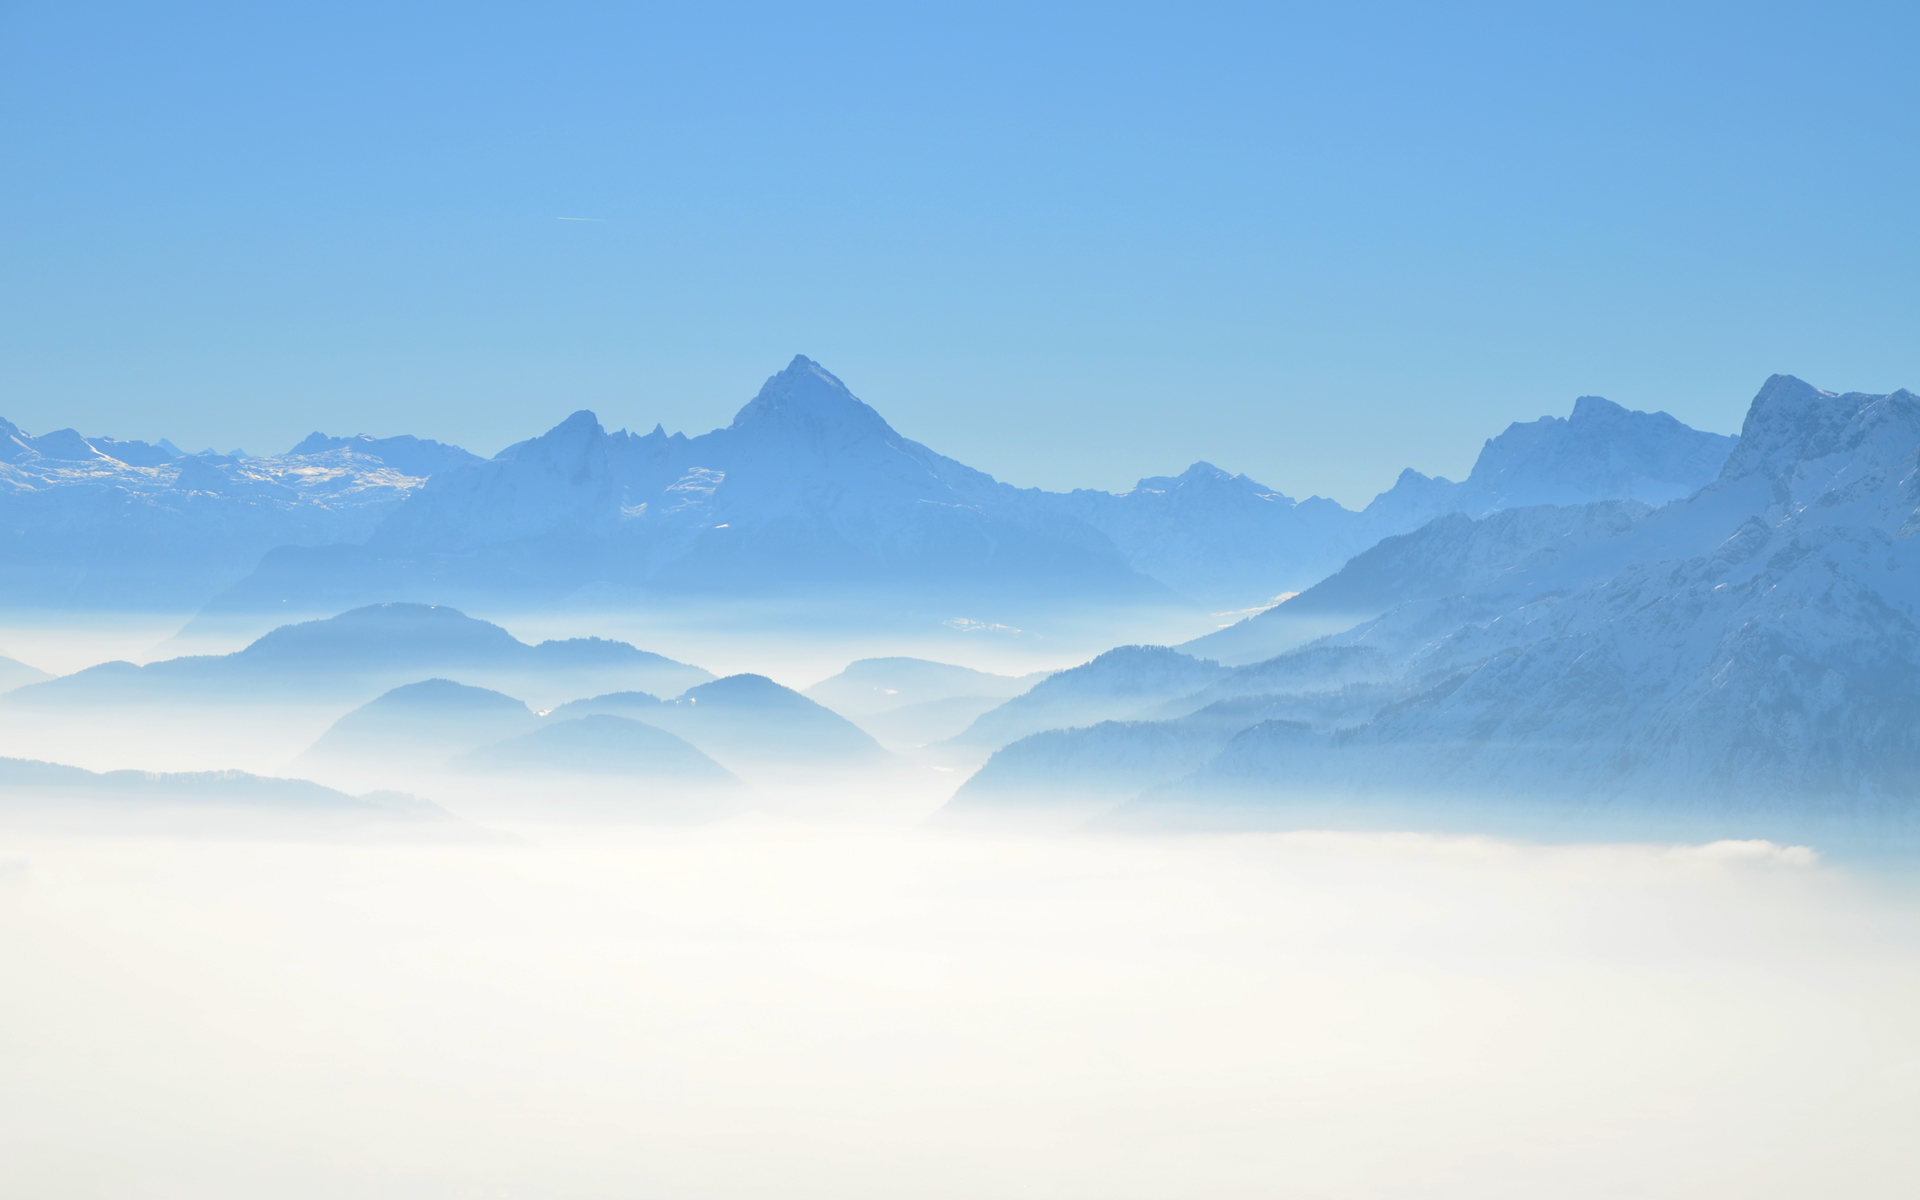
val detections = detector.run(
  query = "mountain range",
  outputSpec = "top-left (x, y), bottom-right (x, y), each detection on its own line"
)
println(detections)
top-left (3, 602), bottom-right (711, 710)
top-left (948, 375), bottom-right (1920, 849)
top-left (0, 416), bottom-right (480, 609)
top-left (3, 357), bottom-right (1735, 623)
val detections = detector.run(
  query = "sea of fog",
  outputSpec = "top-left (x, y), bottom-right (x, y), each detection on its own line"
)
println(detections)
top-left (4, 823), bottom-right (1918, 1199)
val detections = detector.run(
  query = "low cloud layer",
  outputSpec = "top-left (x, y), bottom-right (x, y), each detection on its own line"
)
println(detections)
top-left (3, 825), bottom-right (1915, 1198)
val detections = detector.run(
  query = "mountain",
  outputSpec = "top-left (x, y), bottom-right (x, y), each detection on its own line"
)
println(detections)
top-left (545, 690), bottom-right (663, 721)
top-left (2, 362), bottom-right (1736, 622)
top-left (201, 358), bottom-right (1179, 623)
top-left (0, 418), bottom-right (483, 609)
top-left (293, 679), bottom-right (538, 782)
top-left (0, 654), bottom-right (53, 693)
top-left (0, 754), bottom-right (463, 839)
top-left (1109, 375), bottom-right (1920, 848)
top-left (1182, 501), bottom-right (1655, 665)
top-left (1042, 465), bottom-right (1363, 607)
top-left (947, 645), bottom-right (1230, 750)
top-left (940, 708), bottom-right (1288, 829)
top-left (199, 359), bottom-right (1740, 626)
top-left (1180, 396), bottom-right (1740, 660)
top-left (803, 657), bottom-right (1049, 746)
top-left (459, 714), bottom-right (736, 783)
top-left (940, 644), bottom-right (1407, 825)
top-left (6, 603), bottom-right (712, 709)
top-left (285, 432), bottom-right (485, 478)
top-left (1353, 395), bottom-right (1737, 525)
top-left (629, 674), bottom-right (892, 776)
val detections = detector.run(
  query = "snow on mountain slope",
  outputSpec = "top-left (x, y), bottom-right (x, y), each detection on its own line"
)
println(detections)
top-left (286, 432), bottom-right (485, 478)
top-left (3, 361), bottom-right (1736, 621)
top-left (1183, 501), bottom-right (1654, 665)
top-left (207, 358), bottom-right (1176, 621)
top-left (1041, 464), bottom-right (1362, 607)
top-left (203, 359), bottom-right (1740, 625)
top-left (0, 417), bottom-right (484, 609)
top-left (1352, 395), bottom-right (1737, 522)
top-left (1180, 396), bottom-right (1739, 660)
top-left (1126, 376), bottom-right (1920, 843)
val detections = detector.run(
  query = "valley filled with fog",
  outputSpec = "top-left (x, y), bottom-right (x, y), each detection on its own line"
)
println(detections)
top-left (7, 361), bottom-right (1920, 1196)
top-left (7, 824), bottom-right (1920, 1199)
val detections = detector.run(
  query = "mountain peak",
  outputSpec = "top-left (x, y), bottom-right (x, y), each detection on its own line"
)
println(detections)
top-left (1720, 374), bottom-right (1917, 483)
top-left (727, 356), bottom-right (898, 442)
top-left (550, 410), bottom-right (603, 437)
top-left (1569, 395), bottom-right (1629, 422)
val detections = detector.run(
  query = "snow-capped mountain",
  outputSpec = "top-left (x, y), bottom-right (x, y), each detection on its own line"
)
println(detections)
top-left (284, 432), bottom-right (484, 478)
top-left (207, 358), bottom-right (1177, 621)
top-left (1, 358), bottom-right (1736, 621)
top-left (1085, 376), bottom-right (1920, 844)
top-left (1181, 396), bottom-right (1739, 661)
top-left (936, 374), bottom-right (1920, 844)
top-left (1183, 499), bottom-right (1656, 664)
top-left (200, 356), bottom-right (1735, 624)
top-left (0, 417), bottom-right (482, 609)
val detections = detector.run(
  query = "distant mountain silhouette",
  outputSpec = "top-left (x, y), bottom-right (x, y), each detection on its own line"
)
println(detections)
top-left (553, 673), bottom-right (891, 778)
top-left (0, 654), bottom-right (52, 694)
top-left (294, 679), bottom-right (538, 778)
top-left (948, 645), bottom-right (1229, 750)
top-left (2, 359), bottom-right (1736, 617)
top-left (803, 657), bottom-right (1049, 746)
top-left (7, 603), bottom-right (711, 709)
top-left (0, 754), bottom-right (464, 838)
top-left (459, 714), bottom-right (737, 783)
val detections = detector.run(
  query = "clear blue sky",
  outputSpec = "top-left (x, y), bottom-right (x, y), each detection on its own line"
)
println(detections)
top-left (2, 1), bottom-right (1914, 506)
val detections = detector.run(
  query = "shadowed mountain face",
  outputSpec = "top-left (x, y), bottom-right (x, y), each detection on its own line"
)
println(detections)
top-left (6, 603), bottom-right (712, 709)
